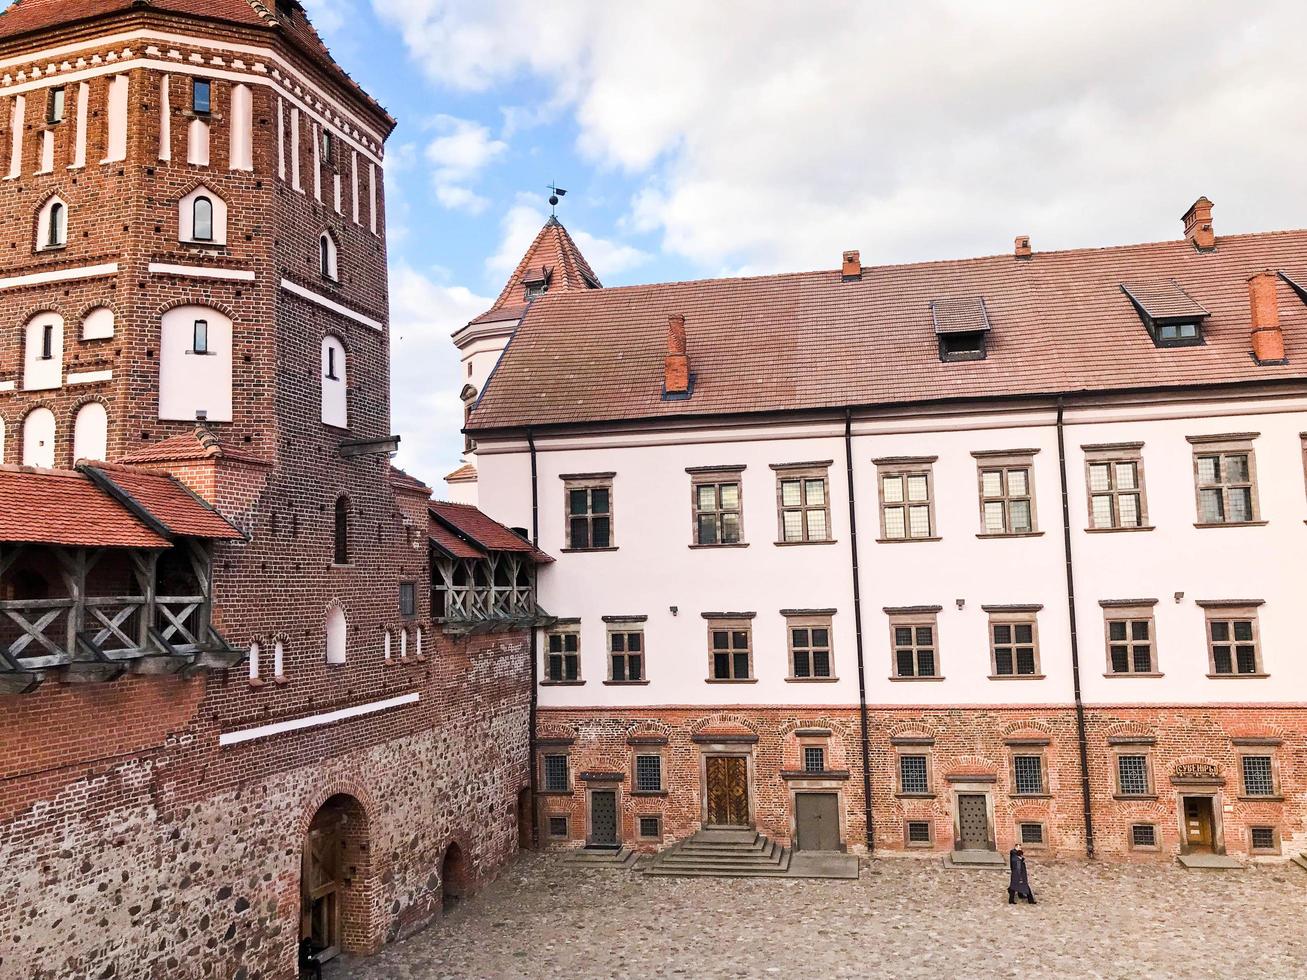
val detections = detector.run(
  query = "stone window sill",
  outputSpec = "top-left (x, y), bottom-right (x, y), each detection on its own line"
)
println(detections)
top-left (1193, 521), bottom-right (1269, 529)
top-left (602, 679), bottom-right (649, 686)
top-left (1237, 795), bottom-right (1284, 802)
top-left (273, 675), bottom-right (289, 686)
top-left (631, 789), bottom-right (668, 797)
top-left (875, 536), bottom-right (942, 544)
top-left (536, 790), bottom-right (572, 797)
top-left (888, 675), bottom-right (945, 682)
top-left (247, 677), bottom-right (266, 689)
top-left (785, 676), bottom-right (839, 683)
top-left (1010, 793), bottom-right (1052, 800)
top-left (689, 542), bottom-right (750, 549)
top-left (705, 677), bottom-right (757, 684)
top-left (895, 792), bottom-right (936, 800)
top-left (976, 531), bottom-right (1045, 539)
top-left (540, 680), bottom-right (585, 686)
top-left (1103, 671), bottom-right (1164, 678)
top-left (774, 539), bottom-right (838, 547)
top-left (559, 547), bottom-right (619, 553)
top-left (988, 674), bottom-right (1046, 681)
top-left (1206, 673), bottom-right (1269, 679)
top-left (1085, 525), bottom-right (1155, 533)
top-left (1112, 794), bottom-right (1157, 801)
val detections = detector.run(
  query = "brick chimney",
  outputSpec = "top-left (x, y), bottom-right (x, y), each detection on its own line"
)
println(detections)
top-left (842, 250), bottom-right (862, 281)
top-left (664, 313), bottom-right (689, 395)
top-left (1014, 235), bottom-right (1032, 259)
top-left (1248, 271), bottom-right (1286, 364)
top-left (1182, 196), bottom-right (1216, 252)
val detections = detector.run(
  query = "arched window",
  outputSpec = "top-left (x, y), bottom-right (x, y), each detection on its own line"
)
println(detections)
top-left (23, 314), bottom-right (63, 391)
top-left (321, 335), bottom-right (347, 428)
top-left (399, 628), bottom-right (408, 660)
top-left (193, 196), bottom-right (214, 241)
top-left (273, 639), bottom-right (285, 678)
top-left (416, 627), bottom-right (423, 659)
top-left (319, 232), bottom-right (338, 280)
top-left (248, 641), bottom-right (261, 681)
top-left (383, 630), bottom-right (392, 662)
top-left (333, 496), bottom-right (349, 564)
top-left (158, 305), bottom-right (232, 421)
top-left (325, 604), bottom-right (347, 665)
top-left (36, 196), bottom-right (66, 251)
top-left (81, 306), bottom-right (115, 340)
top-left (72, 401), bottom-right (108, 462)
top-left (22, 407), bottom-right (55, 468)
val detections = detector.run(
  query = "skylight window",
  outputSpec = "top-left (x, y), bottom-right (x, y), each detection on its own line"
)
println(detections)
top-left (930, 295), bottom-right (991, 362)
top-left (1121, 281), bottom-right (1208, 348)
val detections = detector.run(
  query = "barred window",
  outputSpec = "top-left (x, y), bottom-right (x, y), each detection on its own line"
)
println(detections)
top-left (608, 627), bottom-right (644, 682)
top-left (1204, 605), bottom-right (1262, 676)
top-left (1250, 826), bottom-right (1276, 851)
top-left (564, 477), bottom-right (614, 549)
top-left (1241, 755), bottom-right (1275, 797)
top-left (1116, 755), bottom-right (1150, 796)
top-left (638, 815), bottom-right (662, 839)
top-left (634, 754), bottom-right (663, 792)
top-left (899, 754), bottom-right (929, 795)
top-left (545, 629), bottom-right (580, 682)
top-left (693, 476), bottom-right (743, 545)
top-left (803, 746), bottom-right (826, 773)
top-left (708, 620), bottom-right (752, 680)
top-left (542, 754), bottom-right (569, 793)
top-left (1012, 755), bottom-right (1044, 795)
top-left (1104, 605), bottom-right (1156, 674)
top-left (875, 458), bottom-right (937, 540)
top-left (1019, 822), bottom-right (1044, 845)
top-left (1193, 445), bottom-right (1259, 525)
top-left (975, 452), bottom-right (1037, 535)
top-left (774, 464), bottom-right (831, 543)
top-left (889, 612), bottom-right (938, 678)
top-left (1084, 445), bottom-right (1148, 530)
top-left (398, 581), bottom-right (416, 617)
top-left (548, 815), bottom-right (569, 838)
top-left (989, 612), bottom-right (1040, 677)
top-left (906, 820), bottom-right (932, 845)
top-left (1130, 823), bottom-right (1157, 848)
top-left (788, 617), bottom-right (833, 679)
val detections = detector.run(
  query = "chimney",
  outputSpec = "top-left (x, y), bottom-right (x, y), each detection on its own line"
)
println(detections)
top-left (1014, 235), bottom-right (1032, 259)
top-left (1248, 271), bottom-right (1286, 364)
top-left (1182, 196), bottom-right (1216, 252)
top-left (664, 313), bottom-right (689, 395)
top-left (842, 250), bottom-right (861, 281)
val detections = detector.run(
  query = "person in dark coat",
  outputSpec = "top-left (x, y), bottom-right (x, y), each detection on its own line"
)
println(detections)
top-left (1007, 843), bottom-right (1036, 904)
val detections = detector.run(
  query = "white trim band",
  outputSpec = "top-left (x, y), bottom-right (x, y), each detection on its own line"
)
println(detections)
top-left (0, 262), bottom-right (117, 291)
top-left (219, 691), bottom-right (419, 747)
top-left (148, 262), bottom-right (256, 282)
top-left (0, 380), bottom-right (14, 392)
top-left (67, 370), bottom-right (112, 385)
top-left (280, 278), bottom-right (384, 331)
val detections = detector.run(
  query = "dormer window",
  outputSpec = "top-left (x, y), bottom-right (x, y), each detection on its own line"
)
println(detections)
top-left (523, 266), bottom-right (551, 302)
top-left (931, 295), bottom-right (991, 362)
top-left (525, 282), bottom-right (547, 301)
top-left (1121, 281), bottom-right (1208, 348)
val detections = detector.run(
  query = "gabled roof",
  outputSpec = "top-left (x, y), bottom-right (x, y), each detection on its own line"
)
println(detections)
top-left (468, 228), bottom-right (1307, 432)
top-left (469, 217), bottom-right (601, 326)
top-left (444, 463), bottom-right (478, 484)
top-left (388, 465), bottom-right (433, 497)
top-left (1120, 280), bottom-right (1209, 321)
top-left (429, 501), bottom-right (552, 563)
top-left (0, 465), bottom-right (171, 548)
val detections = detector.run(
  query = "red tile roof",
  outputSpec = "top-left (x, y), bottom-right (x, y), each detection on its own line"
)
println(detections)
top-left (430, 501), bottom-right (552, 563)
top-left (428, 518), bottom-right (483, 560)
top-left (444, 463), bottom-right (478, 483)
top-left (470, 217), bottom-right (601, 326)
top-left (117, 427), bottom-right (271, 467)
top-left (86, 465), bottom-right (244, 540)
top-left (468, 228), bottom-right (1307, 431)
top-left (388, 465), bottom-right (433, 497)
top-left (0, 466), bottom-right (170, 548)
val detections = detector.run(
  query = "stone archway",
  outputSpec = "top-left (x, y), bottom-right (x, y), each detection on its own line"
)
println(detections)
top-left (440, 842), bottom-right (467, 913)
top-left (300, 793), bottom-right (372, 963)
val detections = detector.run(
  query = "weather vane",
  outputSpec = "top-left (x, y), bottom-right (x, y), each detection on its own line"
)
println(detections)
top-left (547, 182), bottom-right (567, 216)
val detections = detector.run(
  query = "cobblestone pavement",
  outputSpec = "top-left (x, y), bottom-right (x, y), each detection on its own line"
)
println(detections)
top-left (331, 853), bottom-right (1307, 979)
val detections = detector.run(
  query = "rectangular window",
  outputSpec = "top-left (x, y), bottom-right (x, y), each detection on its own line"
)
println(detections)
top-left (707, 619), bottom-right (752, 680)
top-left (875, 458), bottom-right (937, 540)
top-left (1116, 754), bottom-right (1151, 796)
top-left (888, 609), bottom-right (939, 678)
top-left (906, 820), bottom-right (933, 845)
top-left (975, 452), bottom-right (1037, 535)
top-left (1083, 444), bottom-right (1148, 530)
top-left (41, 322), bottom-right (54, 360)
top-left (542, 754), bottom-right (569, 793)
top-left (1103, 604), bottom-right (1157, 675)
top-left (690, 469), bottom-right (744, 545)
top-left (803, 746), bottom-right (826, 773)
top-left (1130, 823), bottom-right (1157, 849)
top-left (787, 615), bottom-right (833, 679)
top-left (1019, 822), bottom-right (1045, 846)
top-left (1203, 604), bottom-right (1263, 676)
top-left (563, 475), bottom-right (614, 550)
top-left (988, 609), bottom-right (1040, 677)
top-left (1241, 755), bottom-right (1275, 797)
top-left (1012, 755), bottom-right (1045, 795)
top-left (634, 754), bottom-right (663, 792)
top-left (607, 626), bottom-right (644, 682)
top-left (773, 463), bottom-right (831, 543)
top-left (325, 345), bottom-right (338, 380)
top-left (548, 815), bottom-right (569, 838)
top-left (898, 754), bottom-right (929, 795)
top-left (638, 815), bottom-right (662, 839)
top-left (398, 581), bottom-right (416, 617)
top-left (1189, 435), bottom-right (1260, 525)
top-left (1250, 826), bottom-right (1277, 852)
top-left (321, 129), bottom-right (333, 164)
top-left (544, 628), bottom-right (580, 683)
top-left (47, 86), bottom-right (65, 124)
top-left (193, 78), bottom-right (212, 114)
top-left (192, 319), bottom-right (208, 355)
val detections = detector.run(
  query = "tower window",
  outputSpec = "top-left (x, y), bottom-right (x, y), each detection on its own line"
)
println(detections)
top-left (193, 196), bottom-right (213, 242)
top-left (326, 344), bottom-right (338, 380)
top-left (47, 87), bottom-right (65, 124)
top-left (333, 496), bottom-right (350, 564)
top-left (192, 319), bottom-right (208, 355)
top-left (41, 322), bottom-right (54, 360)
top-left (319, 233), bottom-right (338, 280)
top-left (193, 79), bottom-right (211, 115)
top-left (46, 201), bottom-right (65, 248)
top-left (321, 130), bottom-right (333, 165)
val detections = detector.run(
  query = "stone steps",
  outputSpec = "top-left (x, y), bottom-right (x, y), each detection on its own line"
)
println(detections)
top-left (1290, 852), bottom-right (1307, 872)
top-left (643, 829), bottom-right (791, 878)
top-left (561, 846), bottom-right (636, 868)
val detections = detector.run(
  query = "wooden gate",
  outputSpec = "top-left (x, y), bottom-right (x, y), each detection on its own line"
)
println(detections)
top-left (794, 792), bottom-right (841, 851)
top-left (705, 756), bottom-right (750, 827)
top-left (300, 815), bottom-right (344, 961)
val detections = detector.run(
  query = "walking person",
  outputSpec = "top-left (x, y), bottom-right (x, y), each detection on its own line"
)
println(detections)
top-left (1007, 843), bottom-right (1036, 905)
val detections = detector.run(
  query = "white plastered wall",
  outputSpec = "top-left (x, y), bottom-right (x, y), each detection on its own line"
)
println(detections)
top-left (22, 313), bottom-right (63, 390)
top-left (158, 305), bottom-right (233, 422)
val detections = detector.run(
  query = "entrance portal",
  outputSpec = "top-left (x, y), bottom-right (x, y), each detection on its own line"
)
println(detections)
top-left (794, 792), bottom-right (841, 851)
top-left (956, 793), bottom-right (992, 850)
top-left (300, 794), bottom-right (369, 962)
top-left (1183, 796), bottom-right (1215, 852)
top-left (441, 842), bottom-right (466, 912)
top-left (705, 756), bottom-right (750, 827)
top-left (589, 790), bottom-right (619, 847)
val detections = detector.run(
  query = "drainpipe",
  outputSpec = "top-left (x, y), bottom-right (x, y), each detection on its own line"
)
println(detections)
top-left (527, 429), bottom-right (540, 850)
top-left (1055, 399), bottom-right (1095, 858)
top-left (844, 409), bottom-right (875, 853)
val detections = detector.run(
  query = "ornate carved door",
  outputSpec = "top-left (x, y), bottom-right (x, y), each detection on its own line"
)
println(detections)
top-left (956, 794), bottom-right (991, 850)
top-left (706, 756), bottom-right (750, 826)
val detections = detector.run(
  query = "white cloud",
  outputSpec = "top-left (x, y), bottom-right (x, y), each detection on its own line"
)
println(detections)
top-left (423, 114), bottom-right (507, 213)
top-left (375, 0), bottom-right (1307, 271)
top-left (388, 262), bottom-right (492, 488)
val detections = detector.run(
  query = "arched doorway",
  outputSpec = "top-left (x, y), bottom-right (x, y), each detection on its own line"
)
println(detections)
top-left (440, 842), bottom-right (466, 913)
top-left (300, 794), bottom-right (370, 963)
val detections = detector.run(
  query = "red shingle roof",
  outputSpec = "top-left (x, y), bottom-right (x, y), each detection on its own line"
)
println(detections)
top-left (0, 466), bottom-right (170, 548)
top-left (469, 229), bottom-right (1307, 431)
top-left (430, 501), bottom-right (552, 563)
top-left (117, 427), bottom-right (270, 467)
top-left (428, 518), bottom-right (483, 560)
top-left (470, 217), bottom-right (601, 325)
top-left (388, 465), bottom-right (433, 497)
top-left (444, 463), bottom-right (477, 483)
top-left (86, 465), bottom-right (244, 540)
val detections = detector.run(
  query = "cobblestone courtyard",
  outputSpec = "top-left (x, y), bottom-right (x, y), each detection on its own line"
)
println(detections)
top-left (331, 853), bottom-right (1307, 979)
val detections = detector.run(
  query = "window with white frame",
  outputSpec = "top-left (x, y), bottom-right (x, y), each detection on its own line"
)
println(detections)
top-left (22, 408), bottom-right (55, 468)
top-left (72, 401), bottom-right (107, 462)
top-left (22, 313), bottom-right (63, 391)
top-left (179, 186), bottom-right (227, 245)
top-left (319, 231), bottom-right (339, 280)
top-left (158, 305), bottom-right (233, 422)
top-left (325, 604), bottom-right (347, 664)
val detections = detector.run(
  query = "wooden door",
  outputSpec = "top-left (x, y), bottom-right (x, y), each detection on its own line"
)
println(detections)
top-left (1184, 796), bottom-right (1214, 851)
top-left (706, 756), bottom-right (750, 826)
top-left (956, 794), bottom-right (991, 850)
top-left (589, 790), bottom-right (619, 847)
top-left (795, 793), bottom-right (841, 851)
top-left (300, 822), bottom-right (343, 961)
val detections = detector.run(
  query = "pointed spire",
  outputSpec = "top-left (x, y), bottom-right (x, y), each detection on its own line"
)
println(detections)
top-left (474, 217), bottom-right (602, 323)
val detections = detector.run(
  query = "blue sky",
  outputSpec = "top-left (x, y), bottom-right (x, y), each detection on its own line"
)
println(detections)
top-left (302, 0), bottom-right (1307, 490)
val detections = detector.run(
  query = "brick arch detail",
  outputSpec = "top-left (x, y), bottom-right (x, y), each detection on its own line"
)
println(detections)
top-left (153, 296), bottom-right (239, 320)
top-left (294, 780), bottom-right (379, 840)
top-left (64, 392), bottom-right (110, 423)
top-left (1000, 718), bottom-right (1054, 738)
top-left (688, 713), bottom-right (760, 737)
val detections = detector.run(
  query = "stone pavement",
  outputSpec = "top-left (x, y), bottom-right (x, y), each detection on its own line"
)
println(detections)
top-left (330, 853), bottom-right (1307, 979)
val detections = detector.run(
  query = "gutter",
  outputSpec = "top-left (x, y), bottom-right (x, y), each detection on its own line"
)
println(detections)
top-left (843, 409), bottom-right (875, 853)
top-left (1056, 398), bottom-right (1096, 858)
top-left (527, 428), bottom-right (541, 850)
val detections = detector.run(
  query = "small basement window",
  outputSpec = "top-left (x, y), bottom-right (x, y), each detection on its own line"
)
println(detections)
top-left (1121, 281), bottom-right (1209, 348)
top-left (931, 295), bottom-right (991, 362)
top-left (639, 815), bottom-right (662, 839)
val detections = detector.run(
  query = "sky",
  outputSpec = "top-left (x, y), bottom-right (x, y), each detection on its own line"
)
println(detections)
top-left (301, 0), bottom-right (1307, 490)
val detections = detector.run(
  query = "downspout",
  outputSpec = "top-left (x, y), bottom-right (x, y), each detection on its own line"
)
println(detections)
top-left (844, 409), bottom-right (875, 853)
top-left (527, 429), bottom-right (541, 849)
top-left (1055, 399), bottom-right (1095, 858)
